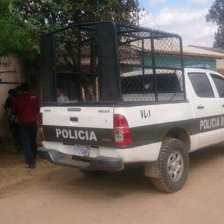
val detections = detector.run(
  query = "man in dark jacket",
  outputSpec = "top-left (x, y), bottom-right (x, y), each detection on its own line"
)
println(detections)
top-left (4, 89), bottom-right (14, 111)
top-left (4, 89), bottom-right (15, 131)
top-left (11, 84), bottom-right (40, 168)
top-left (4, 88), bottom-right (20, 151)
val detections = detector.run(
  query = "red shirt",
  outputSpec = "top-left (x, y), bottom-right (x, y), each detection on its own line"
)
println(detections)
top-left (11, 92), bottom-right (40, 124)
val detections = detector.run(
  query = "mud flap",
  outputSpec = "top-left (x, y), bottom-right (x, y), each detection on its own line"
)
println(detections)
top-left (144, 161), bottom-right (161, 178)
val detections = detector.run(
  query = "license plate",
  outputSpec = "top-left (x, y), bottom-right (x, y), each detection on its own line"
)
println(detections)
top-left (72, 145), bottom-right (89, 157)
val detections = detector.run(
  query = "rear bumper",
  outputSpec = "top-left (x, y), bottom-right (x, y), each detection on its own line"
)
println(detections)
top-left (38, 147), bottom-right (124, 172)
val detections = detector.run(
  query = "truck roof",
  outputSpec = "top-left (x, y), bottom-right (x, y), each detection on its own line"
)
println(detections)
top-left (184, 68), bottom-right (221, 76)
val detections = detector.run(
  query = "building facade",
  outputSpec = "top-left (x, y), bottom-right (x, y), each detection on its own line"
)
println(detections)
top-left (0, 55), bottom-right (24, 140)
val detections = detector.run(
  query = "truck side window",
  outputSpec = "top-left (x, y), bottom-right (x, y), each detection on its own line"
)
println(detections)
top-left (188, 72), bottom-right (214, 98)
top-left (211, 74), bottom-right (224, 98)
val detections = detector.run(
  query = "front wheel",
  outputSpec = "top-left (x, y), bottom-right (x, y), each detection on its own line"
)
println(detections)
top-left (151, 138), bottom-right (189, 193)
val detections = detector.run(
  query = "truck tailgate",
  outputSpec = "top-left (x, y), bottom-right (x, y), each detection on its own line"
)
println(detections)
top-left (41, 106), bottom-right (115, 147)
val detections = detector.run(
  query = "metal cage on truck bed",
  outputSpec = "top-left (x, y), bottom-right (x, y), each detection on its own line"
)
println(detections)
top-left (40, 21), bottom-right (185, 105)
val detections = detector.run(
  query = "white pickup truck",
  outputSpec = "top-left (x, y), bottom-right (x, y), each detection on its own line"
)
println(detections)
top-left (38, 22), bottom-right (224, 192)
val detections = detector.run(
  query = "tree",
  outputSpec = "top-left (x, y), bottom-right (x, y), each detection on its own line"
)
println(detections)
top-left (206, 0), bottom-right (224, 48)
top-left (213, 29), bottom-right (224, 48)
top-left (0, 0), bottom-right (39, 58)
top-left (0, 0), bottom-right (140, 58)
top-left (14, 0), bottom-right (140, 31)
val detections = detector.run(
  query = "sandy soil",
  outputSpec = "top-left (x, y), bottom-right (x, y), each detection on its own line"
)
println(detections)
top-left (1, 143), bottom-right (224, 224)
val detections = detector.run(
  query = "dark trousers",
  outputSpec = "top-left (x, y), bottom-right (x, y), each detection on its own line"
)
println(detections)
top-left (8, 120), bottom-right (20, 149)
top-left (19, 123), bottom-right (37, 165)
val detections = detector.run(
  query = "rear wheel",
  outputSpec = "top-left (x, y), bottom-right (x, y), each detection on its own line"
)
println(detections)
top-left (151, 138), bottom-right (189, 193)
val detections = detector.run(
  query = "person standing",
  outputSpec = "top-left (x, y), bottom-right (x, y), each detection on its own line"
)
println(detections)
top-left (4, 88), bottom-right (21, 151)
top-left (56, 88), bottom-right (69, 103)
top-left (4, 89), bottom-right (14, 112)
top-left (11, 84), bottom-right (40, 168)
top-left (4, 89), bottom-right (15, 138)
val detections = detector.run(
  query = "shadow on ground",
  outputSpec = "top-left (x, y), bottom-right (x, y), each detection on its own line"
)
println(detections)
top-left (1, 143), bottom-right (224, 199)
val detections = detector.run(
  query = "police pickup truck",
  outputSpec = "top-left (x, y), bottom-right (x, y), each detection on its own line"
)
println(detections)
top-left (38, 22), bottom-right (224, 192)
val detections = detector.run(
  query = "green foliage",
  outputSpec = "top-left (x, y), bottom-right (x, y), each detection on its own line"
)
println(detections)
top-left (206, 0), bottom-right (224, 48)
top-left (0, 0), bottom-right (140, 59)
top-left (0, 0), bottom-right (39, 58)
top-left (214, 29), bottom-right (224, 48)
top-left (15, 0), bottom-right (140, 30)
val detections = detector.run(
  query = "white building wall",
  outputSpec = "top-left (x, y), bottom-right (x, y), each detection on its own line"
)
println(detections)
top-left (0, 55), bottom-right (24, 140)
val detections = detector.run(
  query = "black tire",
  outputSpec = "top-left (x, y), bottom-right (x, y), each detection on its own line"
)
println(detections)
top-left (80, 170), bottom-right (108, 177)
top-left (151, 138), bottom-right (189, 193)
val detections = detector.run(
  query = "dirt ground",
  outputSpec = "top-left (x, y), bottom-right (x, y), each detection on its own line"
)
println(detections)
top-left (1, 143), bottom-right (224, 224)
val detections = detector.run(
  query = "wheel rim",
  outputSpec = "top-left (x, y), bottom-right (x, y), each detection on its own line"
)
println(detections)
top-left (167, 151), bottom-right (184, 182)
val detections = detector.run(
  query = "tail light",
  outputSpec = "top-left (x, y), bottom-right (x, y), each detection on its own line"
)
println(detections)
top-left (38, 113), bottom-right (45, 141)
top-left (114, 114), bottom-right (132, 146)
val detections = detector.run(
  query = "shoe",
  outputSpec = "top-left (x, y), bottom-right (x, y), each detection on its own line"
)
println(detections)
top-left (25, 164), bottom-right (36, 169)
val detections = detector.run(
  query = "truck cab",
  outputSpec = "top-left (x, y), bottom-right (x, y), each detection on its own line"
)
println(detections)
top-left (185, 68), bottom-right (224, 149)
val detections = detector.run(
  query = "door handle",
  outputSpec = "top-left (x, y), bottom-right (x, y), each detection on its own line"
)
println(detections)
top-left (197, 106), bottom-right (204, 110)
top-left (222, 104), bottom-right (224, 108)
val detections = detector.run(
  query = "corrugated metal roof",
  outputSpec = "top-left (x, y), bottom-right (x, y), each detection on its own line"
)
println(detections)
top-left (131, 42), bottom-right (224, 59)
top-left (183, 46), bottom-right (224, 58)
